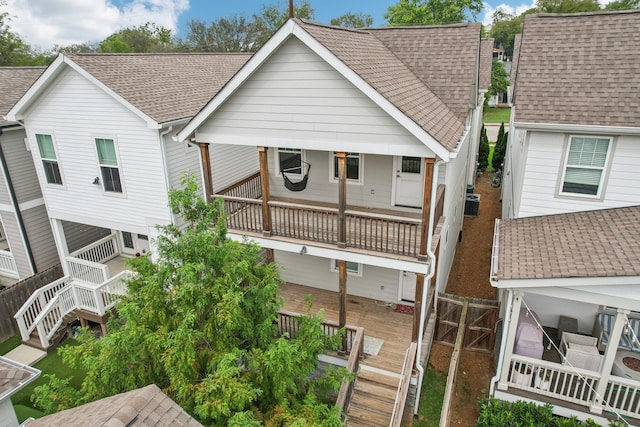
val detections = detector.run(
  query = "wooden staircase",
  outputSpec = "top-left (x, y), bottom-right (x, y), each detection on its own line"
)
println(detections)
top-left (346, 366), bottom-right (400, 427)
top-left (23, 312), bottom-right (77, 352)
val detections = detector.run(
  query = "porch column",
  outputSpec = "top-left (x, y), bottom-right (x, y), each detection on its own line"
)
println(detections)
top-left (419, 158), bottom-right (436, 261)
top-left (412, 273), bottom-right (425, 342)
top-left (258, 147), bottom-right (272, 236)
top-left (338, 260), bottom-right (348, 351)
top-left (336, 152), bottom-right (347, 248)
top-left (197, 142), bottom-right (213, 202)
top-left (497, 290), bottom-right (523, 390)
top-left (591, 308), bottom-right (629, 415)
top-left (50, 218), bottom-right (70, 275)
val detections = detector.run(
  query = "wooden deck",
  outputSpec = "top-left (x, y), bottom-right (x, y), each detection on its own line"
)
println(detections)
top-left (279, 282), bottom-right (414, 374)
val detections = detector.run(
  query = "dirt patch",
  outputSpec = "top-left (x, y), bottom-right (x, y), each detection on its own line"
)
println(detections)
top-left (428, 171), bottom-right (502, 426)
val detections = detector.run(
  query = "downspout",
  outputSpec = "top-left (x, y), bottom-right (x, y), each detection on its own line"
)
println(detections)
top-left (414, 158), bottom-right (445, 412)
top-left (0, 128), bottom-right (37, 274)
top-left (158, 126), bottom-right (173, 222)
top-left (490, 289), bottom-right (512, 395)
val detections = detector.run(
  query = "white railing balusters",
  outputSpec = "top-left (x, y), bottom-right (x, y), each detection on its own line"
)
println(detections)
top-left (0, 249), bottom-right (19, 278)
top-left (14, 277), bottom-right (71, 341)
top-left (66, 257), bottom-right (109, 284)
top-left (69, 234), bottom-right (118, 264)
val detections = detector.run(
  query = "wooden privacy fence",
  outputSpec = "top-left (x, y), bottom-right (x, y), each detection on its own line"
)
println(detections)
top-left (0, 264), bottom-right (64, 342)
top-left (435, 293), bottom-right (499, 353)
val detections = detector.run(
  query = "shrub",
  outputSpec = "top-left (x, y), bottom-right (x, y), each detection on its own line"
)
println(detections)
top-left (478, 125), bottom-right (489, 172)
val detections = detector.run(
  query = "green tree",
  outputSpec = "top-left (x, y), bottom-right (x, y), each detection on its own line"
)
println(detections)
top-left (478, 125), bottom-right (489, 171)
top-left (33, 177), bottom-right (346, 425)
top-left (182, 16), bottom-right (260, 52)
top-left (385, 0), bottom-right (483, 26)
top-left (0, 2), bottom-right (41, 65)
top-left (330, 12), bottom-right (375, 28)
top-left (493, 123), bottom-right (507, 171)
top-left (605, 0), bottom-right (640, 9)
top-left (98, 23), bottom-right (175, 53)
top-left (253, 0), bottom-right (315, 47)
top-left (488, 59), bottom-right (509, 100)
top-left (535, 0), bottom-right (600, 12)
top-left (488, 9), bottom-right (524, 58)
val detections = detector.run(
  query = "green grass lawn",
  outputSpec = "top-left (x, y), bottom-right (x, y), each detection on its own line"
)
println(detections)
top-left (8, 339), bottom-right (85, 423)
top-left (414, 363), bottom-right (447, 426)
top-left (0, 335), bottom-right (21, 355)
top-left (483, 107), bottom-right (511, 124)
top-left (488, 144), bottom-right (495, 171)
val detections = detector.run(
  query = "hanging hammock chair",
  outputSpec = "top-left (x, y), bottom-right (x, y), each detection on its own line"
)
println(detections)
top-left (281, 161), bottom-right (311, 192)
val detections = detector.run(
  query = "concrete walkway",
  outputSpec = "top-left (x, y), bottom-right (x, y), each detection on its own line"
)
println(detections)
top-left (3, 344), bottom-right (46, 366)
top-left (485, 123), bottom-right (509, 142)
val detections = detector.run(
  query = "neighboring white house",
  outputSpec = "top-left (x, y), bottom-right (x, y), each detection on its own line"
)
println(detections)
top-left (6, 53), bottom-right (257, 349)
top-left (0, 356), bottom-right (40, 427)
top-left (491, 10), bottom-right (640, 424)
top-left (0, 67), bottom-right (59, 284)
top-left (178, 18), bottom-right (488, 421)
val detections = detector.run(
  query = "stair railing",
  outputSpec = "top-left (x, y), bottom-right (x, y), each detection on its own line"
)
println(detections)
top-left (14, 276), bottom-right (72, 341)
top-left (389, 342), bottom-right (418, 427)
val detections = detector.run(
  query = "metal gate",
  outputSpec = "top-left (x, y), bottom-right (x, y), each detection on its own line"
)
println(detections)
top-left (435, 293), bottom-right (499, 353)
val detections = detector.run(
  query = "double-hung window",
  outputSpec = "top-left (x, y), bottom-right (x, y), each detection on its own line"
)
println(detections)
top-left (330, 259), bottom-right (362, 276)
top-left (560, 136), bottom-right (611, 197)
top-left (278, 148), bottom-right (302, 176)
top-left (332, 152), bottom-right (362, 183)
top-left (95, 138), bottom-right (122, 193)
top-left (35, 134), bottom-right (63, 185)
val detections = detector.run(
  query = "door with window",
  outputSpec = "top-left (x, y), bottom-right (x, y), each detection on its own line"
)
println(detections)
top-left (394, 156), bottom-right (424, 208)
top-left (400, 271), bottom-right (417, 302)
top-left (120, 231), bottom-right (150, 256)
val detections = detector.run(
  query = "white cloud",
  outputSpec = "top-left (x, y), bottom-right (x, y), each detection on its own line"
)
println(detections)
top-left (2, 0), bottom-right (189, 51)
top-left (481, 0), bottom-right (536, 27)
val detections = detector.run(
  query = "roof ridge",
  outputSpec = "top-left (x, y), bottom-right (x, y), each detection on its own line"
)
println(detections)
top-left (368, 22), bottom-right (478, 30)
top-left (529, 9), bottom-right (640, 18)
top-left (295, 18), bottom-right (371, 34)
top-left (0, 66), bottom-right (47, 69)
top-left (69, 52), bottom-right (251, 57)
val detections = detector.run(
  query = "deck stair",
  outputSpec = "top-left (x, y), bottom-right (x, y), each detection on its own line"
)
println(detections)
top-left (24, 312), bottom-right (77, 352)
top-left (346, 366), bottom-right (400, 427)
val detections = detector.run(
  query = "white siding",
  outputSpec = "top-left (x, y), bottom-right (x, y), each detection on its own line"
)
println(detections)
top-left (522, 292), bottom-right (598, 335)
top-left (197, 38), bottom-right (432, 157)
top-left (1, 127), bottom-right (42, 204)
top-left (502, 128), bottom-right (527, 219)
top-left (24, 68), bottom-right (171, 234)
top-left (0, 212), bottom-right (31, 278)
top-left (62, 220), bottom-right (111, 253)
top-left (517, 132), bottom-right (640, 218)
top-left (274, 250), bottom-right (402, 303)
top-left (211, 144), bottom-right (259, 192)
top-left (21, 205), bottom-right (58, 271)
top-left (164, 125), bottom-right (201, 191)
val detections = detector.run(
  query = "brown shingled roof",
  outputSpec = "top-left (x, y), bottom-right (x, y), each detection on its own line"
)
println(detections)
top-left (513, 10), bottom-right (640, 126)
top-left (67, 53), bottom-right (251, 125)
top-left (509, 33), bottom-right (522, 104)
top-left (495, 206), bottom-right (640, 281)
top-left (0, 67), bottom-right (45, 126)
top-left (0, 356), bottom-right (39, 401)
top-left (297, 19), bottom-right (476, 151)
top-left (26, 384), bottom-right (202, 426)
top-left (479, 38), bottom-right (494, 94)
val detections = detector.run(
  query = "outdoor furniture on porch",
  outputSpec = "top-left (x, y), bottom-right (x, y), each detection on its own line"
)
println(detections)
top-left (561, 332), bottom-right (603, 372)
top-left (594, 311), bottom-right (640, 353)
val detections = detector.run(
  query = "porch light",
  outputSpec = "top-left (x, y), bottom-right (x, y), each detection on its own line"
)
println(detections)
top-left (92, 177), bottom-right (100, 185)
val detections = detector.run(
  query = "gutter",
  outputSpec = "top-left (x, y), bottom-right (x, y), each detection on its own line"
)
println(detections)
top-left (414, 158), bottom-right (445, 412)
top-left (0, 128), bottom-right (37, 274)
top-left (158, 126), bottom-right (173, 223)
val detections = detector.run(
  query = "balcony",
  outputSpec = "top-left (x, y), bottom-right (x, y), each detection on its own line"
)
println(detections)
top-left (215, 172), bottom-right (445, 261)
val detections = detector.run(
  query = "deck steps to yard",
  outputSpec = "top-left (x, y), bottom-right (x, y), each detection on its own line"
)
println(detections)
top-left (23, 312), bottom-right (77, 352)
top-left (346, 366), bottom-right (400, 427)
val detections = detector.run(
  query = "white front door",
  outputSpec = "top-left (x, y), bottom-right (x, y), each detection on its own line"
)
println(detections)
top-left (400, 271), bottom-right (417, 302)
top-left (394, 156), bottom-right (424, 208)
top-left (120, 231), bottom-right (150, 256)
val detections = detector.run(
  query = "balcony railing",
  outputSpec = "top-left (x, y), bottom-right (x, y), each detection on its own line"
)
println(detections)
top-left (66, 234), bottom-right (120, 284)
top-left (0, 249), bottom-right (19, 278)
top-left (14, 276), bottom-right (72, 341)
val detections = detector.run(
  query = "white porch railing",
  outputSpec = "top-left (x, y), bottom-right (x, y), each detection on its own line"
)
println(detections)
top-left (505, 355), bottom-right (640, 420)
top-left (0, 249), bottom-right (19, 278)
top-left (24, 271), bottom-right (132, 349)
top-left (14, 276), bottom-right (72, 341)
top-left (67, 256), bottom-right (109, 285)
top-left (69, 234), bottom-right (119, 264)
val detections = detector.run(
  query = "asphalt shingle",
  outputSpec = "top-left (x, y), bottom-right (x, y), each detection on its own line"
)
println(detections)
top-left (0, 67), bottom-right (45, 126)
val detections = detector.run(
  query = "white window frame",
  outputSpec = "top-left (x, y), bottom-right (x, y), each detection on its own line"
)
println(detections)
top-left (34, 133), bottom-right (64, 187)
top-left (329, 259), bottom-right (363, 277)
top-left (558, 135), bottom-right (612, 199)
top-left (330, 152), bottom-right (363, 185)
top-left (275, 148), bottom-right (304, 178)
top-left (94, 137), bottom-right (125, 196)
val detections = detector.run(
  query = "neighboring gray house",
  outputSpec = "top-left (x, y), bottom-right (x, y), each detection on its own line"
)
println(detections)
top-left (0, 67), bottom-right (59, 284)
top-left (491, 10), bottom-right (640, 424)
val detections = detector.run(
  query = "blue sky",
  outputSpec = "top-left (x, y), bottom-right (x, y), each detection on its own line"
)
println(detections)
top-left (4, 0), bottom-right (536, 51)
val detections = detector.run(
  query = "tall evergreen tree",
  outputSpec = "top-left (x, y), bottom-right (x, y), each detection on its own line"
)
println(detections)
top-left (493, 123), bottom-right (507, 171)
top-left (478, 125), bottom-right (489, 172)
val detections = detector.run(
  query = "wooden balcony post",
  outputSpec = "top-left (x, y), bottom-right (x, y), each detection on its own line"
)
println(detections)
top-left (337, 152), bottom-right (347, 248)
top-left (258, 147), bottom-right (272, 235)
top-left (419, 158), bottom-right (436, 261)
top-left (338, 259), bottom-right (348, 351)
top-left (412, 273), bottom-right (425, 342)
top-left (197, 142), bottom-right (213, 202)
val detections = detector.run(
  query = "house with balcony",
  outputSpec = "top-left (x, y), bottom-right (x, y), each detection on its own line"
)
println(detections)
top-left (491, 10), bottom-right (640, 424)
top-left (6, 53), bottom-right (257, 350)
top-left (0, 67), bottom-right (60, 285)
top-left (178, 18), bottom-right (487, 422)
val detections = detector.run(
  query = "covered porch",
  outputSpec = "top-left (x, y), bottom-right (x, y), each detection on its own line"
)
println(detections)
top-left (494, 291), bottom-right (640, 425)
